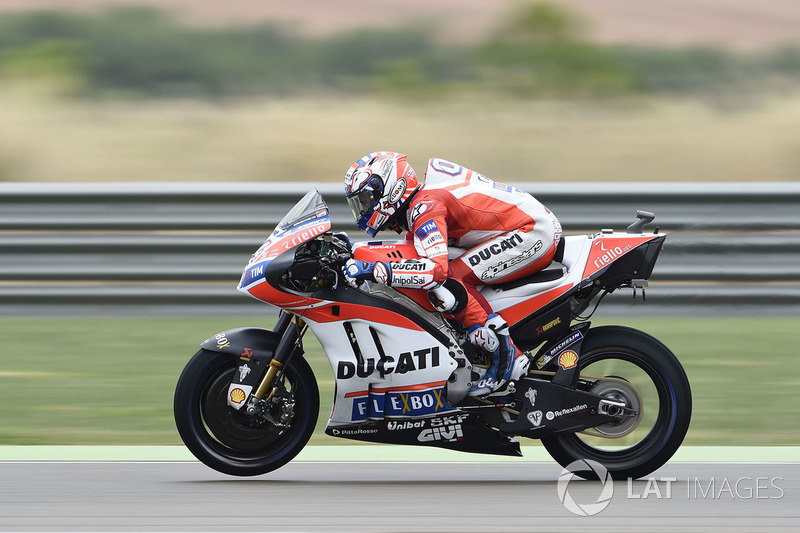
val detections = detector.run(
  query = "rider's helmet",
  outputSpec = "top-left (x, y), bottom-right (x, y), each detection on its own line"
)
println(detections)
top-left (344, 151), bottom-right (420, 236)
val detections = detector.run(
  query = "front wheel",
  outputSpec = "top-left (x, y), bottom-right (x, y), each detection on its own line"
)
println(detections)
top-left (541, 325), bottom-right (691, 480)
top-left (174, 349), bottom-right (319, 476)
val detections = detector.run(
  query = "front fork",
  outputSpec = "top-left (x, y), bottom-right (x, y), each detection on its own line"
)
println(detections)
top-left (246, 311), bottom-right (306, 418)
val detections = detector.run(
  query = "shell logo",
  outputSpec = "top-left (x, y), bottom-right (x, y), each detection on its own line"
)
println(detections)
top-left (558, 350), bottom-right (578, 370)
top-left (230, 388), bottom-right (247, 404)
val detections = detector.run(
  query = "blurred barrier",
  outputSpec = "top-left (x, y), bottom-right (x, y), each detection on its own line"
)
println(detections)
top-left (2, 182), bottom-right (799, 316)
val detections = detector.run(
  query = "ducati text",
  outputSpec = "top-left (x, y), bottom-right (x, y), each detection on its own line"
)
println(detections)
top-left (337, 347), bottom-right (441, 379)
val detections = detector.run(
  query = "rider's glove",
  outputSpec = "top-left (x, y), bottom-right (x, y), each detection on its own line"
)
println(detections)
top-left (342, 259), bottom-right (391, 287)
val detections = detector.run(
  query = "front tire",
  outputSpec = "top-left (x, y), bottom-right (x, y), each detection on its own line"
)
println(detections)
top-left (174, 349), bottom-right (319, 476)
top-left (541, 326), bottom-right (691, 480)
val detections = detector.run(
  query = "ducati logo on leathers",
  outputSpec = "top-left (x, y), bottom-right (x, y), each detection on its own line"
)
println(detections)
top-left (467, 233), bottom-right (525, 266)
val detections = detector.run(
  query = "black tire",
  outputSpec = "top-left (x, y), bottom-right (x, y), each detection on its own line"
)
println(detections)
top-left (174, 349), bottom-right (319, 476)
top-left (541, 325), bottom-right (691, 480)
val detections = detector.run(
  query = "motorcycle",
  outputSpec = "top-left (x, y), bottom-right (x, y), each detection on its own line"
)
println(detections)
top-left (174, 190), bottom-right (691, 480)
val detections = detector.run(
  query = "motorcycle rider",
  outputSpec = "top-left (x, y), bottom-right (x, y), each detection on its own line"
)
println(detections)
top-left (342, 151), bottom-right (562, 396)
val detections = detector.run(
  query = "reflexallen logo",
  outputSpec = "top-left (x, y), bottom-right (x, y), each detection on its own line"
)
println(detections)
top-left (547, 404), bottom-right (588, 420)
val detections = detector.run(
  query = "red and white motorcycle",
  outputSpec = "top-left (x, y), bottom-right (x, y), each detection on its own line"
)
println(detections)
top-left (174, 190), bottom-right (691, 479)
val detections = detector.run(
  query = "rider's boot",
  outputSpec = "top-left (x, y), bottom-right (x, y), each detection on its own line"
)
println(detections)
top-left (467, 313), bottom-right (526, 397)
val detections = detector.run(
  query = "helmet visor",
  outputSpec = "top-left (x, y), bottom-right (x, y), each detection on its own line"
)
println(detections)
top-left (345, 176), bottom-right (383, 226)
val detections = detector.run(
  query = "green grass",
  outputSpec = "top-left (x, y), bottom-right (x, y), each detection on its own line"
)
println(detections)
top-left (0, 316), bottom-right (797, 446)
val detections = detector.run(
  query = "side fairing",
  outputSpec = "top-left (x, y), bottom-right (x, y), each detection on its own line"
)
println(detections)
top-left (582, 234), bottom-right (662, 279)
top-left (300, 316), bottom-right (458, 427)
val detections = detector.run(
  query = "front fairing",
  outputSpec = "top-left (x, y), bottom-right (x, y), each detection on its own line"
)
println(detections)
top-left (234, 192), bottom-right (477, 427)
top-left (238, 190), bottom-right (331, 296)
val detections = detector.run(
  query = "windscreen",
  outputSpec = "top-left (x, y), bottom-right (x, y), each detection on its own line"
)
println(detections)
top-left (272, 190), bottom-right (330, 239)
top-left (244, 190), bottom-right (331, 270)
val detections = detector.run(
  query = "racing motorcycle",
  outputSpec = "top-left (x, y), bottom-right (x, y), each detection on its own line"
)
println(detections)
top-left (174, 190), bottom-right (692, 480)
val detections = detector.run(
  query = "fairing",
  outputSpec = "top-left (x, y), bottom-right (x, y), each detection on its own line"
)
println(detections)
top-left (481, 233), bottom-right (663, 326)
top-left (237, 190), bottom-right (331, 296)
top-left (235, 190), bottom-right (665, 438)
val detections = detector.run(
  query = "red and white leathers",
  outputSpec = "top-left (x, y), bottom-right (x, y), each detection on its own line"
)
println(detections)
top-left (385, 158), bottom-right (562, 329)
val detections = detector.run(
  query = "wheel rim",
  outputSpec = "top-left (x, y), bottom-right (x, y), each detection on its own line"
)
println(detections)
top-left (194, 359), bottom-right (307, 461)
top-left (568, 346), bottom-right (676, 458)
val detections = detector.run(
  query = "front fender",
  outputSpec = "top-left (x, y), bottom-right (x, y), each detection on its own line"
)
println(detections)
top-left (201, 327), bottom-right (283, 410)
top-left (201, 327), bottom-right (281, 362)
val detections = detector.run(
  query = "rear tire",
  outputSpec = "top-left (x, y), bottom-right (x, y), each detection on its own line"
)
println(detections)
top-left (541, 326), bottom-right (691, 480)
top-left (174, 349), bottom-right (319, 476)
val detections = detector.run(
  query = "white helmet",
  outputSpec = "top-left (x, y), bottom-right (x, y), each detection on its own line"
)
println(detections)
top-left (344, 151), bottom-right (419, 237)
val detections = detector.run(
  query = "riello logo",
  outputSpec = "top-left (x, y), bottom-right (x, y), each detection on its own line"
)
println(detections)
top-left (593, 242), bottom-right (632, 269)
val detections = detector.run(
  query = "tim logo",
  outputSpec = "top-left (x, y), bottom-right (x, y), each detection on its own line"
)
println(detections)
top-left (415, 221), bottom-right (438, 240)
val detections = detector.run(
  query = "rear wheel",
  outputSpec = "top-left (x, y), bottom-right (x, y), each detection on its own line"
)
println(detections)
top-left (541, 326), bottom-right (691, 480)
top-left (174, 349), bottom-right (319, 476)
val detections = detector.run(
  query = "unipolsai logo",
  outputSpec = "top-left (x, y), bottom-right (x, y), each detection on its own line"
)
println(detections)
top-left (557, 459), bottom-right (614, 516)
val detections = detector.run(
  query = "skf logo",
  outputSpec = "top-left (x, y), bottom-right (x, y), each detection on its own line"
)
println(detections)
top-left (558, 350), bottom-right (578, 370)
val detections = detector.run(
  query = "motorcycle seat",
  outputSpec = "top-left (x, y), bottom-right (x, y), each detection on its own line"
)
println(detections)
top-left (489, 267), bottom-right (568, 291)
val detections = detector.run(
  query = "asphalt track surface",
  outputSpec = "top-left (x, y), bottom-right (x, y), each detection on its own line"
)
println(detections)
top-left (1, 460), bottom-right (797, 532)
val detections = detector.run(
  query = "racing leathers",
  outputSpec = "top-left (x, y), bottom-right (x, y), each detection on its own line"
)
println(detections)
top-left (346, 158), bottom-right (562, 394)
top-left (387, 158), bottom-right (561, 326)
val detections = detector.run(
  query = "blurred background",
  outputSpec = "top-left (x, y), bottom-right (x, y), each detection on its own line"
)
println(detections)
top-left (1, 0), bottom-right (799, 447)
top-left (1, 0), bottom-right (800, 182)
